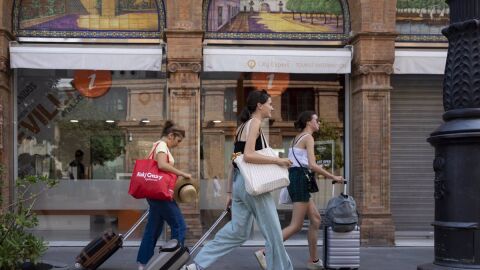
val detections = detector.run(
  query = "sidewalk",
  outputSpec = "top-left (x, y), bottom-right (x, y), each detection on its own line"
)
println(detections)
top-left (41, 245), bottom-right (433, 270)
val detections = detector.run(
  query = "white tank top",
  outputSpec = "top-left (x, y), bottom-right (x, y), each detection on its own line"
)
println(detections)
top-left (288, 135), bottom-right (309, 167)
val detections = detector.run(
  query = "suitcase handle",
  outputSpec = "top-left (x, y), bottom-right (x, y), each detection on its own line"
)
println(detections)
top-left (190, 206), bottom-right (230, 254)
top-left (331, 180), bottom-right (348, 198)
top-left (121, 210), bottom-right (149, 241)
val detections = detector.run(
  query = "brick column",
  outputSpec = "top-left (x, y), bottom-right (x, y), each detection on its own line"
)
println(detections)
top-left (347, 0), bottom-right (397, 246)
top-left (166, 30), bottom-right (203, 245)
top-left (314, 82), bottom-right (342, 124)
top-left (0, 1), bottom-right (13, 211)
top-left (350, 33), bottom-right (396, 246)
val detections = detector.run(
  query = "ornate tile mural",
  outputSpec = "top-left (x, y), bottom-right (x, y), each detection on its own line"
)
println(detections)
top-left (203, 0), bottom-right (350, 41)
top-left (396, 0), bottom-right (449, 42)
top-left (14, 0), bottom-right (166, 39)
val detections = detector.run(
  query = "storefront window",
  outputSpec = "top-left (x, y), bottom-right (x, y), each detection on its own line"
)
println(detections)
top-left (15, 68), bottom-right (166, 241)
top-left (200, 72), bottom-right (345, 242)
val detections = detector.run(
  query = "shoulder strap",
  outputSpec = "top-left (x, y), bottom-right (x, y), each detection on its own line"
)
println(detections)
top-left (291, 133), bottom-right (310, 148)
top-left (290, 134), bottom-right (310, 169)
top-left (235, 121), bottom-right (248, 143)
top-left (259, 128), bottom-right (268, 149)
top-left (147, 142), bottom-right (160, 159)
top-left (148, 141), bottom-right (171, 162)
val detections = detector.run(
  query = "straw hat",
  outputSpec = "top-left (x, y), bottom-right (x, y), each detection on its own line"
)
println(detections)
top-left (174, 177), bottom-right (199, 203)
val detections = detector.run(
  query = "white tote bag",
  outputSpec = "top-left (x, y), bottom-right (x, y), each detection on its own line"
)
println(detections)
top-left (234, 121), bottom-right (289, 196)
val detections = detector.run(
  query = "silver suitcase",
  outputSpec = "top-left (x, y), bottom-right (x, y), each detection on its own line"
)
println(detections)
top-left (323, 181), bottom-right (360, 270)
top-left (323, 226), bottom-right (360, 269)
top-left (145, 209), bottom-right (229, 270)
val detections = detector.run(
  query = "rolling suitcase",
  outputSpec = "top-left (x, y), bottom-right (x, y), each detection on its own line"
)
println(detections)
top-left (144, 208), bottom-right (230, 270)
top-left (323, 182), bottom-right (360, 270)
top-left (75, 211), bottom-right (149, 270)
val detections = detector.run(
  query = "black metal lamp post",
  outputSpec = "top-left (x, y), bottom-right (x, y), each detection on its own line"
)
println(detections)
top-left (418, 1), bottom-right (480, 269)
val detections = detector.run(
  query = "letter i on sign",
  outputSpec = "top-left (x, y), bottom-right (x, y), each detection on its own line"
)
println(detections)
top-left (73, 70), bottom-right (112, 98)
top-left (251, 72), bottom-right (290, 96)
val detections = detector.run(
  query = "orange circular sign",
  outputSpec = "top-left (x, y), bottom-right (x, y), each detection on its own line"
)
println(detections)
top-left (251, 72), bottom-right (290, 96)
top-left (73, 70), bottom-right (112, 98)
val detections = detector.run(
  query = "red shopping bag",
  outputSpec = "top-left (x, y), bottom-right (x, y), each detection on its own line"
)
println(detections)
top-left (128, 143), bottom-right (177, 201)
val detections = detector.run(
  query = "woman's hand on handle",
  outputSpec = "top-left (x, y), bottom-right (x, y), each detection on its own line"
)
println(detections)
top-left (332, 176), bottom-right (346, 184)
top-left (182, 173), bottom-right (192, 180)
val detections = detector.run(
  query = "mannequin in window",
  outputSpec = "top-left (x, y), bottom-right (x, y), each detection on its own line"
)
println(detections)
top-left (69, 149), bottom-right (86, 180)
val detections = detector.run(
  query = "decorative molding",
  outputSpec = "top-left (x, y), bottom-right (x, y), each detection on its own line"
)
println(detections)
top-left (353, 64), bottom-right (394, 76)
top-left (443, 20), bottom-right (480, 111)
top-left (167, 62), bottom-right (202, 73)
top-left (349, 31), bottom-right (397, 45)
top-left (0, 28), bottom-right (15, 41)
top-left (0, 98), bottom-right (3, 150)
top-left (0, 57), bottom-right (9, 74)
top-left (433, 155), bottom-right (446, 200)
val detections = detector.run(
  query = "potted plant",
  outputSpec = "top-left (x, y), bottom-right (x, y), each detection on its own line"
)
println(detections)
top-left (0, 165), bottom-right (59, 270)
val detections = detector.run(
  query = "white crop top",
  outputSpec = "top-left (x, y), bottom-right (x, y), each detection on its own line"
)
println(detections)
top-left (288, 135), bottom-right (309, 167)
top-left (153, 140), bottom-right (175, 165)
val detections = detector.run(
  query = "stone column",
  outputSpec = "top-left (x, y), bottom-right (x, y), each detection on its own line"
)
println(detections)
top-left (314, 82), bottom-right (342, 124)
top-left (166, 30), bottom-right (203, 245)
top-left (0, 0), bottom-right (13, 211)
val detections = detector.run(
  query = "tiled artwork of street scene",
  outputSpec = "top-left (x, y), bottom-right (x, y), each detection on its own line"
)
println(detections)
top-left (207, 0), bottom-right (344, 33)
top-left (18, 0), bottom-right (160, 31)
top-left (396, 0), bottom-right (449, 35)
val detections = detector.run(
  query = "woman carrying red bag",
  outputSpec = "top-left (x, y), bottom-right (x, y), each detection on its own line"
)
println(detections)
top-left (137, 120), bottom-right (192, 270)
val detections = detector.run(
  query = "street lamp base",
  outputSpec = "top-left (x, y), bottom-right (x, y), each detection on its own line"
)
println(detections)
top-left (418, 263), bottom-right (480, 270)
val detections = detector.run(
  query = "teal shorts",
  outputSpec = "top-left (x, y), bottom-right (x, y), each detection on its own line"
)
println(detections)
top-left (287, 167), bottom-right (311, 202)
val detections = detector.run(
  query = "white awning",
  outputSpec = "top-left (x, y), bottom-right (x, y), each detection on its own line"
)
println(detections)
top-left (10, 42), bottom-right (163, 71)
top-left (203, 46), bottom-right (352, 74)
top-left (394, 49), bottom-right (447, 75)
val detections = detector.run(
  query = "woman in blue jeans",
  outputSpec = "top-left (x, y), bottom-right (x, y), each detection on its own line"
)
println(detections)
top-left (137, 121), bottom-right (192, 270)
top-left (183, 90), bottom-right (293, 270)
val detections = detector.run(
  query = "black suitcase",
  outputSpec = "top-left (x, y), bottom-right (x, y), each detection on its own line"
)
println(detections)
top-left (145, 209), bottom-right (230, 270)
top-left (75, 211), bottom-right (149, 270)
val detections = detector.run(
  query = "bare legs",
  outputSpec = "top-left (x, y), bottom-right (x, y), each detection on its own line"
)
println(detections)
top-left (281, 200), bottom-right (320, 261)
top-left (259, 199), bottom-right (321, 263)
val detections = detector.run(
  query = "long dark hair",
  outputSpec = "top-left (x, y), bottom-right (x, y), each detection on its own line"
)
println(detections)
top-left (162, 120), bottom-right (186, 138)
top-left (239, 90), bottom-right (271, 123)
top-left (294, 111), bottom-right (316, 130)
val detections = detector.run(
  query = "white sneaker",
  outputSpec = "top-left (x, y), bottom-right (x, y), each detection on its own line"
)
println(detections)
top-left (181, 264), bottom-right (198, 270)
top-left (138, 264), bottom-right (145, 270)
top-left (254, 250), bottom-right (267, 270)
top-left (307, 259), bottom-right (324, 270)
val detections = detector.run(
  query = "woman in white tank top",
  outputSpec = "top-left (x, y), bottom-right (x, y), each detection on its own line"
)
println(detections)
top-left (256, 111), bottom-right (344, 270)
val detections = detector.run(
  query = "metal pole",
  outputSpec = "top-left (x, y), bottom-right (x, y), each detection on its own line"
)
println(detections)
top-left (418, 1), bottom-right (480, 269)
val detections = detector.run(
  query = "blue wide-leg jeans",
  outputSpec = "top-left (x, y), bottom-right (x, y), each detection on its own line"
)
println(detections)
top-left (136, 199), bottom-right (186, 265)
top-left (194, 169), bottom-right (293, 270)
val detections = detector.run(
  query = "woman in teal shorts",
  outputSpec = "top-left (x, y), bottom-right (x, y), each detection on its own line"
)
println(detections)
top-left (255, 111), bottom-right (344, 270)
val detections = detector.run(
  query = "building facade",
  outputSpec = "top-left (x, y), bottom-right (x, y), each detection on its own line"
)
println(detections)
top-left (0, 0), bottom-right (448, 246)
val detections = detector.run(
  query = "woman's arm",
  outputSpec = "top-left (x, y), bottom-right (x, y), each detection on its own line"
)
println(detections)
top-left (305, 136), bottom-right (343, 181)
top-left (156, 152), bottom-right (192, 179)
top-left (243, 119), bottom-right (290, 167)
